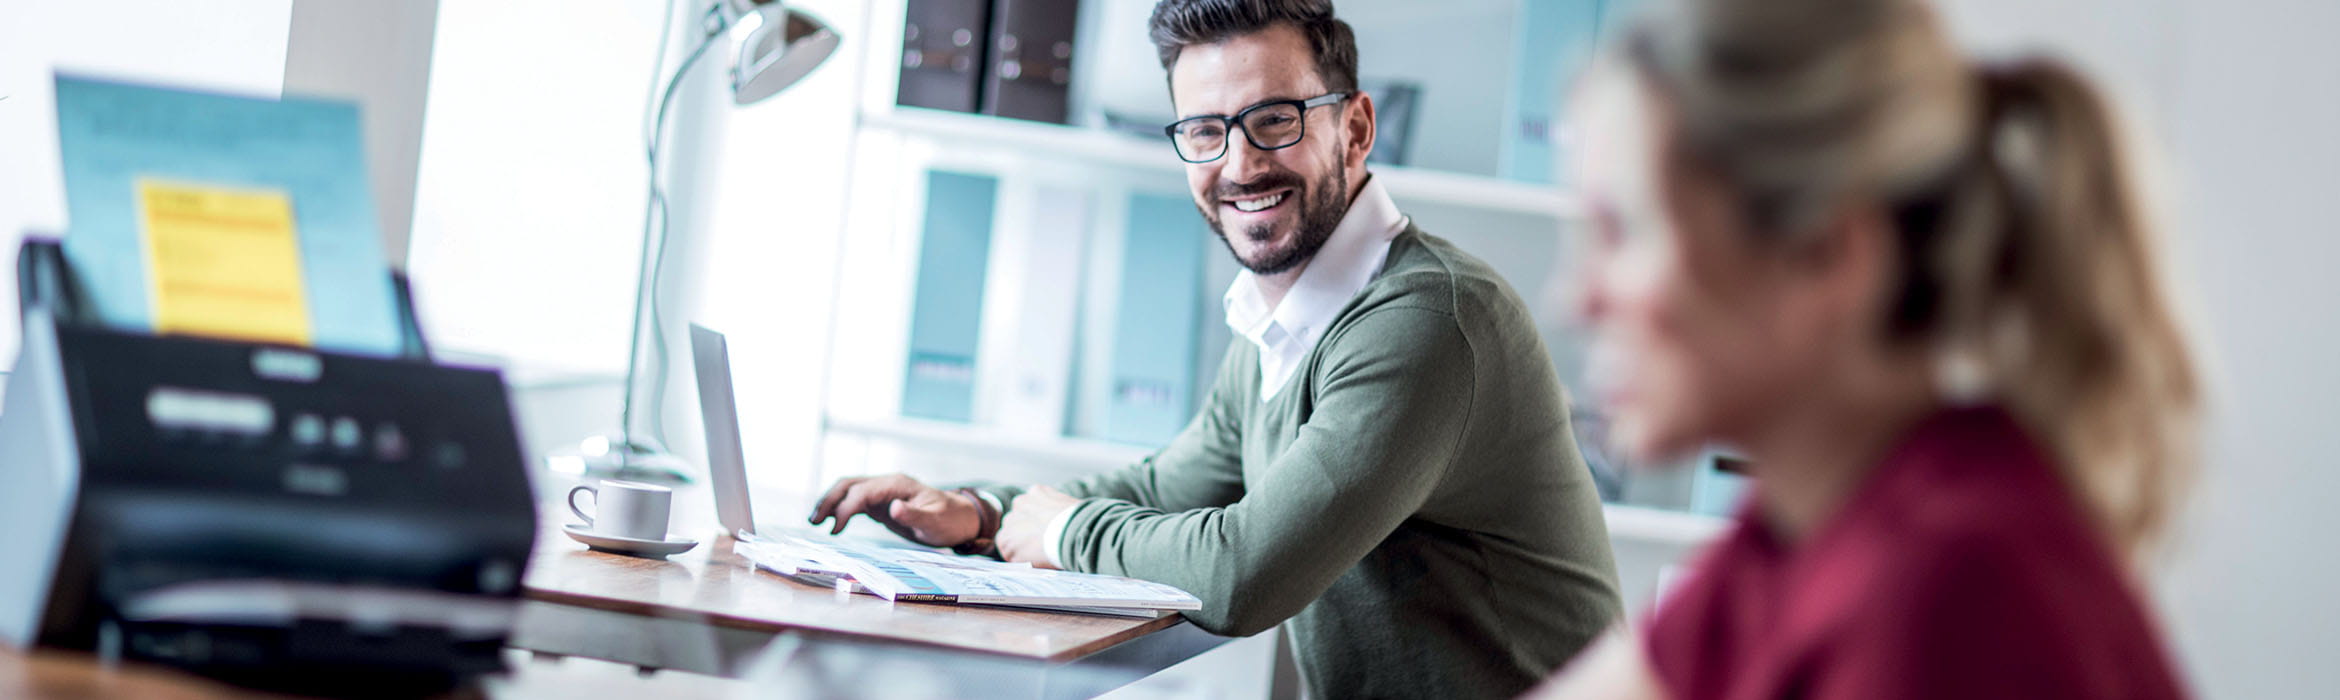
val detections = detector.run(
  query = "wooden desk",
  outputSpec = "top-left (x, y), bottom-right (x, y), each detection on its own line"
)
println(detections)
top-left (0, 646), bottom-right (741, 699)
top-left (513, 521), bottom-right (1229, 695)
top-left (0, 648), bottom-right (264, 700)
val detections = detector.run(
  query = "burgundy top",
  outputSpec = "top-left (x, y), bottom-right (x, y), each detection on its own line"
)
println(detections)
top-left (1643, 407), bottom-right (2189, 699)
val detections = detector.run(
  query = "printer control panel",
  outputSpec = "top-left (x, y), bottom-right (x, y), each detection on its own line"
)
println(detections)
top-left (57, 327), bottom-right (529, 512)
top-left (144, 387), bottom-right (460, 466)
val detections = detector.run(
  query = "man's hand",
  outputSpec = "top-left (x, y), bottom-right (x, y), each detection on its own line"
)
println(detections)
top-left (807, 474), bottom-right (979, 547)
top-left (999, 485), bottom-right (1080, 568)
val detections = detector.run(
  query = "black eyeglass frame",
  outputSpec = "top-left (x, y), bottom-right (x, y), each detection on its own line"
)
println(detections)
top-left (1161, 92), bottom-right (1352, 164)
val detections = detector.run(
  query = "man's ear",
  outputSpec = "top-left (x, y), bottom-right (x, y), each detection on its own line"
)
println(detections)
top-left (1343, 91), bottom-right (1377, 171)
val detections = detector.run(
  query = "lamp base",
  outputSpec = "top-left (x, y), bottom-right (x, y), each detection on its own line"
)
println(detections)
top-left (545, 434), bottom-right (694, 485)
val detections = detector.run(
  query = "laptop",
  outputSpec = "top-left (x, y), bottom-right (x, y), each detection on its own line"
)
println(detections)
top-left (690, 323), bottom-right (767, 539)
top-left (693, 324), bottom-right (929, 547)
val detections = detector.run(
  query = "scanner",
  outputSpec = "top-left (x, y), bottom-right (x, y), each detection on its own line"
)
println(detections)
top-left (0, 238), bottom-right (538, 695)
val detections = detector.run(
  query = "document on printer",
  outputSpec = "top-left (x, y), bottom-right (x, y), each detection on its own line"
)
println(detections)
top-left (136, 179), bottom-right (314, 346)
top-left (737, 533), bottom-right (1201, 614)
top-left (52, 75), bottom-right (405, 356)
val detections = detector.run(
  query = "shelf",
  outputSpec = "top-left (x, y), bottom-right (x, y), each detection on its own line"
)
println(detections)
top-left (823, 415), bottom-right (1155, 473)
top-left (857, 107), bottom-right (1582, 220)
top-left (821, 414), bottom-right (1732, 549)
top-left (1600, 503), bottom-right (1731, 548)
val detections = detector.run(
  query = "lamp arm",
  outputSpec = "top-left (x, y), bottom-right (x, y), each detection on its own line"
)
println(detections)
top-left (617, 7), bottom-right (726, 462)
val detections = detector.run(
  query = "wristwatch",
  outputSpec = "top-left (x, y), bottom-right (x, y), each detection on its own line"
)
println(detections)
top-left (951, 487), bottom-right (1001, 557)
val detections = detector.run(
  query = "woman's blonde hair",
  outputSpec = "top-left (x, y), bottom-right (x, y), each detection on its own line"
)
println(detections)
top-left (1615, 0), bottom-right (2201, 552)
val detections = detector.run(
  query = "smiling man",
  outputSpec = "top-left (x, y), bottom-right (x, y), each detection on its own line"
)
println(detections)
top-left (809, 1), bottom-right (1623, 696)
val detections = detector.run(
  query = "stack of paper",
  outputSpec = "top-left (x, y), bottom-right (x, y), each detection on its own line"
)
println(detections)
top-left (52, 75), bottom-right (405, 357)
top-left (737, 532), bottom-right (1201, 618)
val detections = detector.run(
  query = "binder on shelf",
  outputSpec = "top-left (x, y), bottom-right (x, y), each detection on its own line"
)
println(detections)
top-left (1497, 0), bottom-right (1608, 184)
top-left (1690, 454), bottom-right (1750, 516)
top-left (1361, 79), bottom-right (1421, 167)
top-left (979, 0), bottom-right (1080, 124)
top-left (1100, 193), bottom-right (1205, 446)
top-left (901, 170), bottom-right (999, 423)
top-left (897, 0), bottom-right (993, 113)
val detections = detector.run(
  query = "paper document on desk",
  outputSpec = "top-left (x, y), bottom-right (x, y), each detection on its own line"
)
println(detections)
top-left (739, 533), bottom-right (1201, 614)
top-left (52, 74), bottom-right (404, 356)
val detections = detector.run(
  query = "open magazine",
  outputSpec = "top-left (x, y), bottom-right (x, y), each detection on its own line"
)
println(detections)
top-left (737, 531), bottom-right (1201, 617)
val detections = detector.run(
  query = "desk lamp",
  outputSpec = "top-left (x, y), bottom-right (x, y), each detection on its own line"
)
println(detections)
top-left (554, 0), bottom-right (839, 482)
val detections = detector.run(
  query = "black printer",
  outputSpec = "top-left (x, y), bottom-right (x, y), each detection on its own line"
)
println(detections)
top-left (0, 239), bottom-right (539, 695)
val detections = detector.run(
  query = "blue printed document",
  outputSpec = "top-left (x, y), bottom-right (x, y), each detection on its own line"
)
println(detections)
top-left (737, 533), bottom-right (1201, 615)
top-left (52, 74), bottom-right (403, 356)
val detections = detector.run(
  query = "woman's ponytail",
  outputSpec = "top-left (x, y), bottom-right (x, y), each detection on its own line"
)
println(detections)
top-left (1957, 59), bottom-right (2201, 552)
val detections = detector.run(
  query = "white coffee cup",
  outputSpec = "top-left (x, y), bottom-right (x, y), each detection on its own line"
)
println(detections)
top-left (569, 480), bottom-right (671, 541)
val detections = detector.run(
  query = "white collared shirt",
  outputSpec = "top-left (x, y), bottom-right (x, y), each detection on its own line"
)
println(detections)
top-left (1040, 174), bottom-right (1407, 567)
top-left (1221, 174), bottom-right (1408, 400)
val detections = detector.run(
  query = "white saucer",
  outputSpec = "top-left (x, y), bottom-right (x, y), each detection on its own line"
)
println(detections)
top-left (563, 523), bottom-right (699, 558)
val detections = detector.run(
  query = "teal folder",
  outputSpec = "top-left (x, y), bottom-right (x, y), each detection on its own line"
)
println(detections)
top-left (1498, 0), bottom-right (1610, 185)
top-left (901, 171), bottom-right (999, 423)
top-left (1101, 193), bottom-right (1206, 446)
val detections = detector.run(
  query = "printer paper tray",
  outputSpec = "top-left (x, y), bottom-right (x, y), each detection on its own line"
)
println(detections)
top-left (118, 579), bottom-right (516, 639)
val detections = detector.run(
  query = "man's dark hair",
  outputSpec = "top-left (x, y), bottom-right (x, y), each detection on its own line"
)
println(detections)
top-left (1148, 0), bottom-right (1359, 94)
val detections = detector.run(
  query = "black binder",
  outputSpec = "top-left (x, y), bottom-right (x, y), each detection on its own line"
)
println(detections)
top-left (897, 0), bottom-right (993, 113)
top-left (979, 0), bottom-right (1080, 124)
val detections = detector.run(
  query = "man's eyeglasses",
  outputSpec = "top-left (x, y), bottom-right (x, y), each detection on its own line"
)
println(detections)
top-left (1162, 93), bottom-right (1350, 164)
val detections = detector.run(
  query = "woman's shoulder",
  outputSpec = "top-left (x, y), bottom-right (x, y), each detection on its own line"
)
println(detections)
top-left (1815, 407), bottom-right (2131, 617)
top-left (1791, 407), bottom-right (2188, 698)
top-left (1839, 407), bottom-right (2108, 576)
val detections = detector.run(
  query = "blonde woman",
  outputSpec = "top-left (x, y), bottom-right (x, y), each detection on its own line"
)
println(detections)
top-left (1533, 0), bottom-right (2199, 697)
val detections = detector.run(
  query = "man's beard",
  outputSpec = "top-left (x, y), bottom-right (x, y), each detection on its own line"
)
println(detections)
top-left (1204, 167), bottom-right (1349, 276)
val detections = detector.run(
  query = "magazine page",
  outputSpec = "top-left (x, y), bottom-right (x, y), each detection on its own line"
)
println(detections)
top-left (738, 534), bottom-right (1200, 611)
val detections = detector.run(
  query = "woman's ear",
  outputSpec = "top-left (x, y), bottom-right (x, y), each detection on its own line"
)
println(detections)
top-left (1786, 204), bottom-right (1898, 334)
top-left (1344, 91), bottom-right (1378, 170)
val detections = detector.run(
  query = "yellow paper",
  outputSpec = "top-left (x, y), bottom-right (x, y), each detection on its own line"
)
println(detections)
top-left (136, 180), bottom-right (313, 346)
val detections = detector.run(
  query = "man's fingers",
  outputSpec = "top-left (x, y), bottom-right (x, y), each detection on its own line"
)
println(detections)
top-left (807, 475), bottom-right (941, 537)
top-left (809, 476), bottom-right (868, 524)
top-left (827, 481), bottom-right (889, 535)
top-left (892, 499), bottom-right (935, 529)
top-left (826, 476), bottom-right (934, 534)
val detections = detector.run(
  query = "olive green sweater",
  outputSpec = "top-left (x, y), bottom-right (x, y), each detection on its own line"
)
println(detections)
top-left (994, 227), bottom-right (1621, 699)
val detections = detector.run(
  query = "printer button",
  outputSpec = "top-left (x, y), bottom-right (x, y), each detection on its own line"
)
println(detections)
top-left (432, 441), bottom-right (467, 470)
top-left (291, 413), bottom-right (327, 447)
top-left (374, 423), bottom-right (409, 462)
top-left (331, 417), bottom-right (364, 451)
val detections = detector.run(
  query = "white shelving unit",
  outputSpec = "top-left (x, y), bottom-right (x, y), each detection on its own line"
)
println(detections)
top-left (858, 106), bottom-right (1583, 220)
top-left (824, 414), bottom-right (1153, 475)
top-left (812, 0), bottom-right (1735, 553)
top-left (1601, 503), bottom-right (1731, 548)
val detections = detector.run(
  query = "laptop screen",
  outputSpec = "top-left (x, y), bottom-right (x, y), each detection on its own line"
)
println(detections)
top-left (690, 324), bottom-right (756, 537)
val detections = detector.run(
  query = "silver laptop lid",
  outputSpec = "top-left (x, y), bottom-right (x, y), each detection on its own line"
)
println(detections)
top-left (690, 324), bottom-right (756, 537)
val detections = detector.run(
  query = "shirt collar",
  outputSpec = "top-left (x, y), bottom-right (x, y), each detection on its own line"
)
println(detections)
top-left (1223, 174), bottom-right (1408, 347)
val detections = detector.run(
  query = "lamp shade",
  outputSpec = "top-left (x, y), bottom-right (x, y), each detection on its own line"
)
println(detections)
top-left (732, 7), bottom-right (839, 104)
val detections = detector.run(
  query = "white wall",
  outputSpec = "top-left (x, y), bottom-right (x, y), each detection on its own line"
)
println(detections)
top-left (0, 0), bottom-right (292, 367)
top-left (2154, 1), bottom-right (2340, 697)
top-left (1934, 1), bottom-right (2340, 697)
top-left (405, 0), bottom-right (665, 378)
top-left (408, 0), bottom-right (866, 481)
top-left (283, 0), bottom-right (441, 270)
